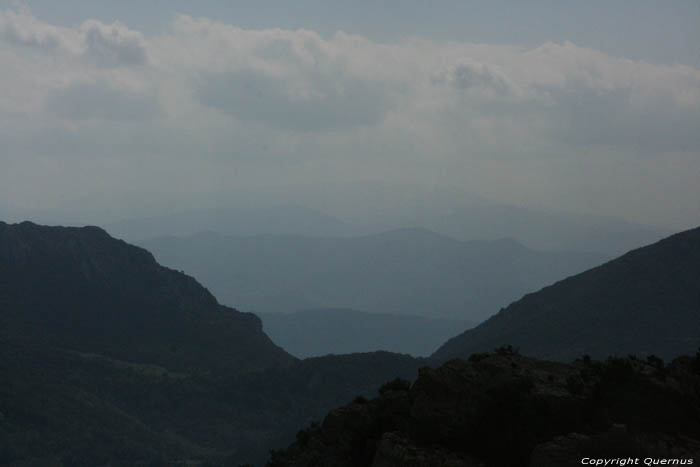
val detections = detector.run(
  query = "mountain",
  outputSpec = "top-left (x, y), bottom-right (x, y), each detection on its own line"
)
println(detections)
top-left (257, 308), bottom-right (475, 357)
top-left (268, 351), bottom-right (700, 466)
top-left (11, 186), bottom-right (668, 255)
top-left (0, 220), bottom-right (293, 373)
top-left (433, 226), bottom-right (700, 362)
top-left (105, 204), bottom-right (354, 242)
top-left (281, 182), bottom-right (669, 255)
top-left (422, 201), bottom-right (668, 256)
top-left (0, 220), bottom-right (425, 465)
top-left (142, 228), bottom-right (607, 322)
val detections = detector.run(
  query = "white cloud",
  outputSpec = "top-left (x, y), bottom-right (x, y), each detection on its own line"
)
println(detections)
top-left (195, 69), bottom-right (390, 131)
top-left (80, 19), bottom-right (148, 67)
top-left (48, 81), bottom-right (159, 121)
top-left (0, 7), bottom-right (78, 51)
top-left (433, 59), bottom-right (518, 97)
top-left (0, 9), bottom-right (699, 226)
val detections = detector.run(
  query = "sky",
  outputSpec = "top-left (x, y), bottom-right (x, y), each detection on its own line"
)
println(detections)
top-left (1, 1), bottom-right (699, 229)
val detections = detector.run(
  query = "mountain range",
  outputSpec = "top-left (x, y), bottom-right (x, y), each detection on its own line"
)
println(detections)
top-left (141, 228), bottom-right (606, 321)
top-left (2, 219), bottom-right (698, 465)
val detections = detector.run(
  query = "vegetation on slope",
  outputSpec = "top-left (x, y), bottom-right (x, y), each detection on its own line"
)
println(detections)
top-left (269, 350), bottom-right (700, 466)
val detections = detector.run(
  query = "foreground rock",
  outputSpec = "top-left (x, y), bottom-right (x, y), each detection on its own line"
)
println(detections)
top-left (268, 350), bottom-right (700, 466)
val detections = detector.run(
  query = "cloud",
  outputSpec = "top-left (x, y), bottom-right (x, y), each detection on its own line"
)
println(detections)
top-left (0, 7), bottom-right (78, 51)
top-left (0, 9), bottom-right (699, 227)
top-left (434, 59), bottom-right (517, 97)
top-left (196, 69), bottom-right (390, 131)
top-left (0, 9), bottom-right (147, 67)
top-left (47, 81), bottom-right (159, 121)
top-left (80, 19), bottom-right (148, 67)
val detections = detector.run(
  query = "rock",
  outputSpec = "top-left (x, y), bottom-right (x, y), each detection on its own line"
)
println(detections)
top-left (268, 352), bottom-right (700, 466)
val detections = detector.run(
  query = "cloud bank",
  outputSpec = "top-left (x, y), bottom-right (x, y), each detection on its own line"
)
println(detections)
top-left (0, 8), bottom-right (698, 227)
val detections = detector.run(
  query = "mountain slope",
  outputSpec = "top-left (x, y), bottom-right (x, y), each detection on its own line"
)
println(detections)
top-left (0, 220), bottom-right (426, 465)
top-left (0, 336), bottom-right (424, 466)
top-left (142, 228), bottom-right (607, 321)
top-left (433, 226), bottom-right (700, 362)
top-left (268, 352), bottom-right (700, 466)
top-left (0, 220), bottom-right (293, 373)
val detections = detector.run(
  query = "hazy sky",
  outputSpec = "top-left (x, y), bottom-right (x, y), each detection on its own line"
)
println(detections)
top-left (1, 1), bottom-right (699, 228)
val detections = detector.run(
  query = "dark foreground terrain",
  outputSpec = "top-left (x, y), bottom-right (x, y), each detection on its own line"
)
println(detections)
top-left (269, 350), bottom-right (700, 466)
top-left (0, 221), bottom-right (422, 465)
top-left (2, 220), bottom-right (699, 466)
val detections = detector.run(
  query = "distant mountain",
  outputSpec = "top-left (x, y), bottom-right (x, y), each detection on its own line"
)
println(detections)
top-left (12, 187), bottom-right (668, 255)
top-left (142, 228), bottom-right (607, 321)
top-left (422, 202), bottom-right (669, 256)
top-left (0, 220), bottom-right (293, 373)
top-left (258, 308), bottom-right (475, 357)
top-left (269, 351), bottom-right (700, 466)
top-left (105, 204), bottom-right (355, 241)
top-left (284, 182), bottom-right (669, 255)
top-left (433, 226), bottom-right (700, 362)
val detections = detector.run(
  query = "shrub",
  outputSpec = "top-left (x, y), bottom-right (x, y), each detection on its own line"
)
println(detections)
top-left (494, 345), bottom-right (519, 356)
top-left (379, 378), bottom-right (411, 394)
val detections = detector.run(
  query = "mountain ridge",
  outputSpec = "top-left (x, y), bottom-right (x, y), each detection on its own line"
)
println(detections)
top-left (0, 220), bottom-right (293, 373)
top-left (141, 227), bottom-right (607, 321)
top-left (433, 225), bottom-right (700, 362)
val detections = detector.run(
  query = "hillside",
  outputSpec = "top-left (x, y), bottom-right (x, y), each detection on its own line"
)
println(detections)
top-left (258, 309), bottom-right (474, 357)
top-left (433, 226), bottom-right (700, 362)
top-left (268, 351), bottom-right (700, 466)
top-left (141, 228), bottom-right (606, 321)
top-left (0, 220), bottom-right (424, 465)
top-left (0, 337), bottom-right (424, 465)
top-left (0, 220), bottom-right (293, 373)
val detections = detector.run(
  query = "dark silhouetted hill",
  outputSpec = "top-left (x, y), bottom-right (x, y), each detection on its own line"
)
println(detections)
top-left (0, 220), bottom-right (293, 373)
top-left (0, 337), bottom-right (423, 465)
top-left (0, 220), bottom-right (425, 465)
top-left (142, 228), bottom-right (606, 321)
top-left (433, 226), bottom-right (700, 362)
top-left (268, 351), bottom-right (700, 466)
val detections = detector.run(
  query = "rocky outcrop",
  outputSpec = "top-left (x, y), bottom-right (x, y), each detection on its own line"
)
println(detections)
top-left (269, 351), bottom-right (700, 466)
